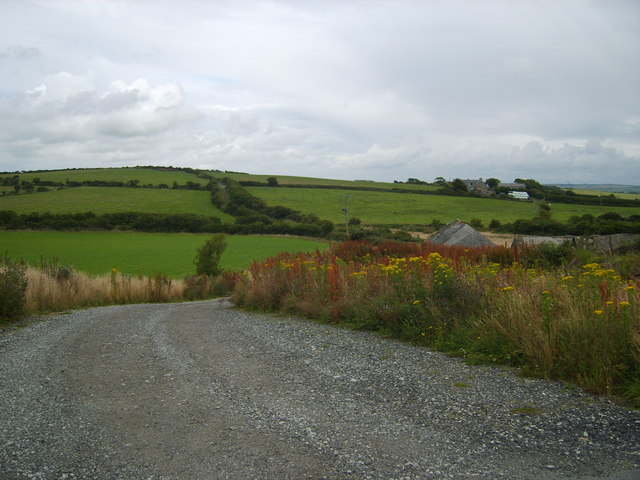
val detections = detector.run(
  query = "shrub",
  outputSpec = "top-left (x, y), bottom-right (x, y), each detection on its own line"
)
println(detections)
top-left (0, 258), bottom-right (28, 322)
top-left (489, 219), bottom-right (502, 230)
top-left (469, 218), bottom-right (483, 229)
top-left (195, 234), bottom-right (227, 276)
top-left (519, 240), bottom-right (576, 269)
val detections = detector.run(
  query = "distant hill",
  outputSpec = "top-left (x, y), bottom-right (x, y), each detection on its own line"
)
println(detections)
top-left (551, 184), bottom-right (640, 194)
top-left (1, 167), bottom-right (639, 237)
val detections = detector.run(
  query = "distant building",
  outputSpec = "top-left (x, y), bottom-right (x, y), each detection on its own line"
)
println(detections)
top-left (508, 191), bottom-right (530, 200)
top-left (461, 178), bottom-right (490, 194)
top-left (499, 182), bottom-right (526, 190)
top-left (428, 220), bottom-right (495, 247)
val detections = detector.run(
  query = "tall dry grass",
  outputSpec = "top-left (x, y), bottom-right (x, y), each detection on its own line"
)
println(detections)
top-left (25, 268), bottom-right (185, 314)
top-left (23, 267), bottom-right (238, 315)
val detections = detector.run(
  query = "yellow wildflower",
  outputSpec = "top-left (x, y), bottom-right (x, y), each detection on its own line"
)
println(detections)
top-left (502, 286), bottom-right (515, 292)
top-left (594, 310), bottom-right (603, 315)
top-left (619, 301), bottom-right (631, 307)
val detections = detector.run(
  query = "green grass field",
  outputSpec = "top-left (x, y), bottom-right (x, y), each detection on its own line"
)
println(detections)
top-left (247, 187), bottom-right (639, 225)
top-left (14, 167), bottom-right (438, 191)
top-left (0, 187), bottom-right (234, 221)
top-left (0, 231), bottom-right (328, 277)
top-left (548, 202), bottom-right (640, 220)
top-left (3, 168), bottom-right (638, 227)
top-left (569, 189), bottom-right (640, 200)
top-left (219, 172), bottom-right (438, 191)
top-left (16, 167), bottom-right (207, 186)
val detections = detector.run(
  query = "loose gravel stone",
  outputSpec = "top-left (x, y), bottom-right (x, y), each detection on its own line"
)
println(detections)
top-left (0, 299), bottom-right (638, 479)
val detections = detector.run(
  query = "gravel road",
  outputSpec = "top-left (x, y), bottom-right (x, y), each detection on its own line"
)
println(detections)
top-left (1, 299), bottom-right (639, 480)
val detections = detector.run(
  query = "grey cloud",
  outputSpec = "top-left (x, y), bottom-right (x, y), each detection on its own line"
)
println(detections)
top-left (4, 76), bottom-right (197, 140)
top-left (1, 45), bottom-right (42, 59)
top-left (0, 1), bottom-right (638, 183)
top-left (499, 141), bottom-right (639, 184)
top-left (0, 73), bottom-right (200, 172)
top-left (332, 144), bottom-right (426, 171)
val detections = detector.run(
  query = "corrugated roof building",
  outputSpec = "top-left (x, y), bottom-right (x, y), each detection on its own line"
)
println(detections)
top-left (428, 220), bottom-right (495, 247)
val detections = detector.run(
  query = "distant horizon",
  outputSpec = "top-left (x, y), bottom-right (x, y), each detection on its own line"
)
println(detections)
top-left (3, 164), bottom-right (639, 191)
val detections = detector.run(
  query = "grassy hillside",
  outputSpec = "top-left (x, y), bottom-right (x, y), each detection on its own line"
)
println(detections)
top-left (219, 172), bottom-right (438, 191)
top-left (14, 167), bottom-right (437, 191)
top-left (550, 202), bottom-right (640, 220)
top-left (0, 231), bottom-right (327, 277)
top-left (246, 186), bottom-right (640, 225)
top-left (17, 167), bottom-right (205, 186)
top-left (568, 189), bottom-right (640, 200)
top-left (552, 184), bottom-right (640, 195)
top-left (2, 167), bottom-right (638, 230)
top-left (0, 187), bottom-right (234, 221)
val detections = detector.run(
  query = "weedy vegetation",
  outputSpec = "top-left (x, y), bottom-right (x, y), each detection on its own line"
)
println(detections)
top-left (0, 257), bottom-right (28, 321)
top-left (232, 240), bottom-right (640, 407)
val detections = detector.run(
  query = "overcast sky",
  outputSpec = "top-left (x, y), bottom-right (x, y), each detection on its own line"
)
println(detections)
top-left (1, 0), bottom-right (639, 184)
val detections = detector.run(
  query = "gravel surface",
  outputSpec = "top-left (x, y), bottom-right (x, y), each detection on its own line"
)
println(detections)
top-left (1, 298), bottom-right (639, 480)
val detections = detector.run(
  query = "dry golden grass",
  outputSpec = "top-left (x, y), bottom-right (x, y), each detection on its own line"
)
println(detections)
top-left (24, 268), bottom-right (187, 315)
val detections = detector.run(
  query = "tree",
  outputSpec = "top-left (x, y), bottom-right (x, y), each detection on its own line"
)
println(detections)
top-left (433, 176), bottom-right (446, 185)
top-left (486, 178), bottom-right (500, 190)
top-left (451, 178), bottom-right (468, 193)
top-left (537, 203), bottom-right (552, 221)
top-left (469, 218), bottom-right (483, 229)
top-left (195, 234), bottom-right (227, 276)
top-left (22, 181), bottom-right (34, 193)
top-left (267, 176), bottom-right (279, 186)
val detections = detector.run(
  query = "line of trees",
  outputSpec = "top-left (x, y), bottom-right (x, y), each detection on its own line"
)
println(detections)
top-left (492, 211), bottom-right (640, 236)
top-left (0, 209), bottom-right (338, 236)
top-left (0, 176), bottom-right (211, 193)
top-left (209, 177), bottom-right (334, 236)
top-left (0, 211), bottom-right (222, 233)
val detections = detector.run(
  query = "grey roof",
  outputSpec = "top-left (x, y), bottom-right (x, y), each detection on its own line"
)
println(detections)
top-left (428, 220), bottom-right (495, 247)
